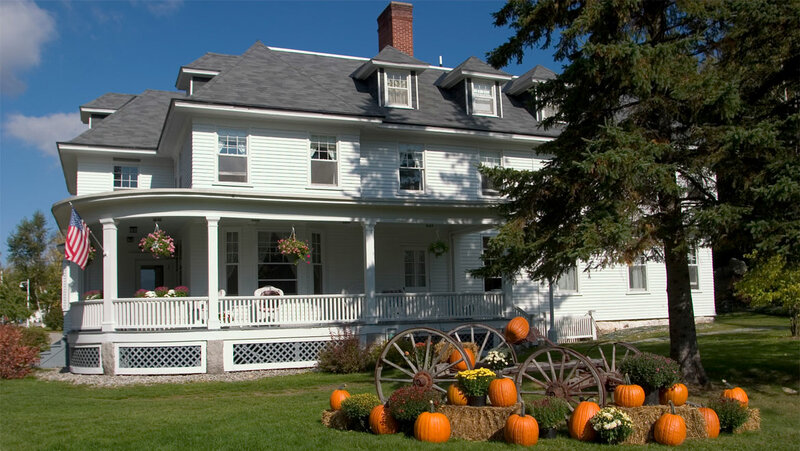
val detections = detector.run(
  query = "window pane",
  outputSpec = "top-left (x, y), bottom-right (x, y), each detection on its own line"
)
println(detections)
top-left (556, 267), bottom-right (577, 292)
top-left (473, 98), bottom-right (494, 114)
top-left (386, 71), bottom-right (410, 106)
top-left (399, 168), bottom-right (422, 190)
top-left (472, 81), bottom-right (495, 115)
top-left (688, 266), bottom-right (699, 289)
top-left (113, 166), bottom-right (138, 188)
top-left (628, 258), bottom-right (647, 290)
top-left (226, 266), bottom-right (238, 296)
top-left (311, 160), bottom-right (338, 185)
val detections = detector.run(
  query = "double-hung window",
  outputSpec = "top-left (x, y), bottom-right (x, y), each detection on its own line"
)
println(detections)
top-left (628, 256), bottom-right (648, 291)
top-left (482, 236), bottom-right (502, 291)
top-left (688, 248), bottom-right (699, 290)
top-left (399, 145), bottom-right (424, 191)
top-left (556, 266), bottom-right (578, 292)
top-left (480, 151), bottom-right (502, 195)
top-left (472, 80), bottom-right (496, 116)
top-left (310, 135), bottom-right (338, 186)
top-left (386, 70), bottom-right (411, 107)
top-left (257, 231), bottom-right (297, 295)
top-left (218, 129), bottom-right (248, 183)
top-left (113, 166), bottom-right (138, 188)
top-left (404, 249), bottom-right (426, 290)
top-left (225, 231), bottom-right (239, 296)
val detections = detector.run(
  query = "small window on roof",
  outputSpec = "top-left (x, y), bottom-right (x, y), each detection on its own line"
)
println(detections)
top-left (471, 80), bottom-right (497, 116)
top-left (385, 70), bottom-right (411, 107)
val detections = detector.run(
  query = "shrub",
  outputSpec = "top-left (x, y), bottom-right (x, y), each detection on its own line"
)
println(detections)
top-left (20, 326), bottom-right (50, 352)
top-left (619, 352), bottom-right (681, 390)
top-left (527, 396), bottom-right (570, 429)
top-left (44, 304), bottom-right (63, 330)
top-left (386, 386), bottom-right (443, 423)
top-left (341, 393), bottom-right (381, 430)
top-left (708, 398), bottom-right (750, 432)
top-left (317, 329), bottom-right (377, 373)
top-left (0, 325), bottom-right (40, 379)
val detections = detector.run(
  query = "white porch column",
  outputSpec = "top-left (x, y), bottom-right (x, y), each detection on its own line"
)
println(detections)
top-left (363, 220), bottom-right (377, 323)
top-left (206, 216), bottom-right (221, 330)
top-left (502, 276), bottom-right (514, 318)
top-left (100, 218), bottom-right (117, 332)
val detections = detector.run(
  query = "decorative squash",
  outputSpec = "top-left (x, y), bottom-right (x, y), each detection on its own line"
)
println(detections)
top-left (659, 383), bottom-right (689, 406)
top-left (448, 348), bottom-right (475, 371)
top-left (569, 401), bottom-right (600, 441)
top-left (329, 385), bottom-right (350, 410)
top-left (721, 380), bottom-right (749, 407)
top-left (488, 377), bottom-right (518, 407)
top-left (697, 406), bottom-right (720, 439)
top-left (654, 401), bottom-right (687, 446)
top-left (369, 404), bottom-right (398, 435)
top-left (447, 383), bottom-right (468, 406)
top-left (505, 316), bottom-right (530, 344)
top-left (414, 400), bottom-right (451, 443)
top-left (615, 374), bottom-right (645, 407)
top-left (505, 403), bottom-right (539, 446)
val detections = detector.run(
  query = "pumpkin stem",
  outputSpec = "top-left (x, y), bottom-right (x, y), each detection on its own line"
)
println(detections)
top-left (339, 384), bottom-right (347, 390)
top-left (520, 401), bottom-right (526, 416)
top-left (721, 379), bottom-right (733, 389)
top-left (624, 373), bottom-right (631, 385)
top-left (429, 399), bottom-right (435, 413)
top-left (668, 400), bottom-right (676, 414)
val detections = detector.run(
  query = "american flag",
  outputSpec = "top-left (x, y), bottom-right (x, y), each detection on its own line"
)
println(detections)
top-left (65, 208), bottom-right (90, 269)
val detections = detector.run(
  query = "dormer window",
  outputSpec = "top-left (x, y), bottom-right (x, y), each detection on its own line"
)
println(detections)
top-left (471, 80), bottom-right (497, 116)
top-left (385, 70), bottom-right (411, 107)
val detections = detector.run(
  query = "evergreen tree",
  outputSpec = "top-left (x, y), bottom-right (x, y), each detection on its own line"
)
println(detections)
top-left (479, 0), bottom-right (798, 384)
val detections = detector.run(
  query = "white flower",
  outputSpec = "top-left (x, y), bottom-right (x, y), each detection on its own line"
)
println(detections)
top-left (145, 291), bottom-right (156, 298)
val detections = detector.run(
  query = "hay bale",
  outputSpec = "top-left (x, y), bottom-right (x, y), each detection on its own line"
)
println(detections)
top-left (617, 405), bottom-right (708, 445)
top-left (734, 408), bottom-right (761, 433)
top-left (439, 403), bottom-right (521, 441)
top-left (433, 341), bottom-right (479, 361)
top-left (321, 409), bottom-right (352, 430)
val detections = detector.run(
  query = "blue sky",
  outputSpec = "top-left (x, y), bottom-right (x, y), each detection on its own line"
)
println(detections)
top-left (0, 0), bottom-right (559, 261)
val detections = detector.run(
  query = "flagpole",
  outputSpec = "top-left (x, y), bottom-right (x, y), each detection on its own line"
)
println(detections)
top-left (68, 202), bottom-right (106, 254)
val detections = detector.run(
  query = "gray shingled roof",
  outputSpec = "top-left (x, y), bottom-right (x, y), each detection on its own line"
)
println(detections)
top-left (372, 45), bottom-right (427, 66)
top-left (81, 93), bottom-right (136, 110)
top-left (506, 65), bottom-right (558, 95)
top-left (451, 56), bottom-right (511, 77)
top-left (184, 52), bottom-right (240, 72)
top-left (69, 90), bottom-right (185, 149)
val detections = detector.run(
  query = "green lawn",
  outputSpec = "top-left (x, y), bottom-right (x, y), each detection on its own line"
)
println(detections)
top-left (2, 313), bottom-right (798, 450)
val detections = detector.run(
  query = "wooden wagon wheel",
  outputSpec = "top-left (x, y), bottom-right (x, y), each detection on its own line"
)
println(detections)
top-left (586, 341), bottom-right (641, 393)
top-left (374, 327), bottom-right (473, 403)
top-left (514, 346), bottom-right (606, 410)
top-left (449, 323), bottom-right (518, 367)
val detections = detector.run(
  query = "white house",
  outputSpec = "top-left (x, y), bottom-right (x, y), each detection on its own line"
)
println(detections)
top-left (53, 2), bottom-right (715, 375)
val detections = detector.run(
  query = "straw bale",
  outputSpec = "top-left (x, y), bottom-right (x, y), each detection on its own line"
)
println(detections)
top-left (617, 405), bottom-right (708, 445)
top-left (735, 408), bottom-right (761, 433)
top-left (439, 403), bottom-right (521, 441)
top-left (321, 409), bottom-right (352, 430)
top-left (433, 341), bottom-right (479, 362)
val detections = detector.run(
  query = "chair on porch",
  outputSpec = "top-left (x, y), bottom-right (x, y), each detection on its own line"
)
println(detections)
top-left (253, 286), bottom-right (284, 324)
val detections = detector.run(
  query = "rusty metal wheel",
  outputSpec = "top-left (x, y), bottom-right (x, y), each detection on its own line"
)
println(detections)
top-left (449, 323), bottom-right (518, 368)
top-left (514, 346), bottom-right (605, 409)
top-left (374, 327), bottom-right (473, 403)
top-left (586, 342), bottom-right (641, 393)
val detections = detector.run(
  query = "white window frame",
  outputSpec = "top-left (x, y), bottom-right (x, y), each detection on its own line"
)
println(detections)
top-left (398, 145), bottom-right (425, 192)
top-left (628, 256), bottom-right (648, 292)
top-left (385, 70), bottom-right (412, 108)
top-left (217, 129), bottom-right (249, 184)
top-left (403, 248), bottom-right (428, 291)
top-left (309, 135), bottom-right (339, 186)
top-left (113, 165), bottom-right (138, 189)
top-left (480, 150), bottom-right (502, 196)
top-left (555, 266), bottom-right (579, 293)
top-left (471, 79), bottom-right (497, 116)
top-left (688, 248), bottom-right (700, 290)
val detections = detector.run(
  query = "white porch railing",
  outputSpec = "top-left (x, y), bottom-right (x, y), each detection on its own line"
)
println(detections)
top-left (113, 297), bottom-right (208, 330)
top-left (375, 292), bottom-right (504, 321)
top-left (70, 300), bottom-right (104, 330)
top-left (219, 294), bottom-right (365, 327)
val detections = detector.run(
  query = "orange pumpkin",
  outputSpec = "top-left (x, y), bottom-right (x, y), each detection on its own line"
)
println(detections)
top-left (654, 401), bottom-right (687, 446)
top-left (615, 375), bottom-right (645, 407)
top-left (329, 385), bottom-right (350, 410)
top-left (505, 404), bottom-right (539, 446)
top-left (697, 406), bottom-right (720, 439)
top-left (447, 383), bottom-right (468, 406)
top-left (569, 401), bottom-right (600, 441)
top-left (722, 385), bottom-right (749, 407)
top-left (660, 383), bottom-right (689, 406)
top-left (369, 404), bottom-right (398, 435)
top-left (414, 401), bottom-right (451, 443)
top-left (488, 377), bottom-right (518, 407)
top-left (448, 348), bottom-right (475, 371)
top-left (505, 316), bottom-right (530, 344)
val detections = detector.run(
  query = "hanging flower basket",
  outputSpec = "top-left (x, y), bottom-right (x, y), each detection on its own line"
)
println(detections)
top-left (139, 228), bottom-right (175, 259)
top-left (428, 240), bottom-right (449, 257)
top-left (278, 231), bottom-right (311, 265)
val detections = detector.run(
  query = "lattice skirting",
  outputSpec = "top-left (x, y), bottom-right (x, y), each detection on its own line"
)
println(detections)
top-left (70, 345), bottom-right (103, 374)
top-left (115, 342), bottom-right (206, 375)
top-left (224, 338), bottom-right (329, 371)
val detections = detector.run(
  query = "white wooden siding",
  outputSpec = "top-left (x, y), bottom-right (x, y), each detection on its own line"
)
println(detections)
top-left (75, 156), bottom-right (174, 195)
top-left (191, 124), bottom-right (218, 188)
top-left (179, 139), bottom-right (192, 187)
top-left (425, 145), bottom-right (479, 200)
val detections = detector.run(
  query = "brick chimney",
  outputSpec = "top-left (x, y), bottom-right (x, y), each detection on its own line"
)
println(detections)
top-left (377, 2), bottom-right (414, 56)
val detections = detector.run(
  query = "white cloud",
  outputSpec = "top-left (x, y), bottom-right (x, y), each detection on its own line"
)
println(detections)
top-left (4, 113), bottom-right (87, 157)
top-left (0, 0), bottom-right (57, 95)
top-left (130, 0), bottom-right (184, 17)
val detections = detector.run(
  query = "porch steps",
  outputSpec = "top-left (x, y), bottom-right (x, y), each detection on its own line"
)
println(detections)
top-left (37, 337), bottom-right (67, 369)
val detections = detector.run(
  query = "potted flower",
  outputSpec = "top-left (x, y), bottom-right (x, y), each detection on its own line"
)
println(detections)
top-left (139, 228), bottom-right (175, 259)
top-left (83, 290), bottom-right (103, 300)
top-left (385, 385), bottom-right (443, 425)
top-left (527, 396), bottom-right (570, 438)
top-left (589, 406), bottom-right (634, 444)
top-left (154, 286), bottom-right (170, 297)
top-left (619, 352), bottom-right (681, 404)
top-left (456, 368), bottom-right (496, 406)
top-left (134, 289), bottom-right (148, 298)
top-left (484, 349), bottom-right (511, 372)
top-left (174, 286), bottom-right (189, 297)
top-left (277, 231), bottom-right (311, 265)
top-left (428, 240), bottom-right (449, 257)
